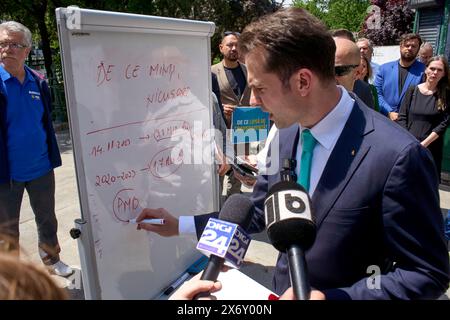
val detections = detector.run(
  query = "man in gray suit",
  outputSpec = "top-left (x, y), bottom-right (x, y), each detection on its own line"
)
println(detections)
top-left (212, 32), bottom-right (253, 199)
top-left (211, 32), bottom-right (251, 128)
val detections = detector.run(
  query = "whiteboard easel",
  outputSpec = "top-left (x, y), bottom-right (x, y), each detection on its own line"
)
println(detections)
top-left (56, 7), bottom-right (218, 299)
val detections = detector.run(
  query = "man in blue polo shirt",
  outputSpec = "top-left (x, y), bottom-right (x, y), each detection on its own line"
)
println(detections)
top-left (0, 21), bottom-right (73, 277)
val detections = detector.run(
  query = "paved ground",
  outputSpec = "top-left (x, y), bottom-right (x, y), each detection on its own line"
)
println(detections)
top-left (17, 130), bottom-right (450, 299)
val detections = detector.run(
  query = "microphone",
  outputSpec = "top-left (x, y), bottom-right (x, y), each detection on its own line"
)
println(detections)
top-left (194, 194), bottom-right (253, 298)
top-left (264, 160), bottom-right (316, 300)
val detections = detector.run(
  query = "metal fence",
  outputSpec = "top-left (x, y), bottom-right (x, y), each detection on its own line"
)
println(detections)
top-left (48, 76), bottom-right (67, 124)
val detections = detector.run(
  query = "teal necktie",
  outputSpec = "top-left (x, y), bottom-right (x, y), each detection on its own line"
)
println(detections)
top-left (298, 129), bottom-right (317, 192)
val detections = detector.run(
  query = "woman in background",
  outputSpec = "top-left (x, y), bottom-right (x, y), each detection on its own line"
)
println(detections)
top-left (398, 56), bottom-right (450, 178)
top-left (356, 55), bottom-right (380, 112)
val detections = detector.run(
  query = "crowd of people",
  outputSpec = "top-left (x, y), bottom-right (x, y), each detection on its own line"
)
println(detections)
top-left (1, 7), bottom-right (450, 300)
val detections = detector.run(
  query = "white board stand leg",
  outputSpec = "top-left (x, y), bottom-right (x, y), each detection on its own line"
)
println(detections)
top-left (71, 218), bottom-right (101, 299)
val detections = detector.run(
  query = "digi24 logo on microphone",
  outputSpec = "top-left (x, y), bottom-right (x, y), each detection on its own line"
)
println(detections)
top-left (265, 190), bottom-right (313, 227)
top-left (196, 218), bottom-right (251, 268)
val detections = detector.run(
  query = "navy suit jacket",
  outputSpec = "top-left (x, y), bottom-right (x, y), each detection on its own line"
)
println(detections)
top-left (195, 97), bottom-right (449, 299)
top-left (374, 59), bottom-right (425, 116)
top-left (353, 79), bottom-right (374, 110)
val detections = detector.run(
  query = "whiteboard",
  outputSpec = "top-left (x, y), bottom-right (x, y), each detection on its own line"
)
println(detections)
top-left (56, 7), bottom-right (218, 299)
top-left (373, 45), bottom-right (400, 65)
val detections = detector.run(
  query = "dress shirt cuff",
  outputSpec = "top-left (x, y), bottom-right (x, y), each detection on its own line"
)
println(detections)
top-left (178, 215), bottom-right (197, 236)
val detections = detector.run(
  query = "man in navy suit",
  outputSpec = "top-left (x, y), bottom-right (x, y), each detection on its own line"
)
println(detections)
top-left (137, 8), bottom-right (449, 299)
top-left (374, 33), bottom-right (425, 120)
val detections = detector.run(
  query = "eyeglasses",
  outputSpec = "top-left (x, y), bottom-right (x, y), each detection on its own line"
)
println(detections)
top-left (224, 31), bottom-right (240, 37)
top-left (334, 64), bottom-right (359, 77)
top-left (0, 42), bottom-right (28, 49)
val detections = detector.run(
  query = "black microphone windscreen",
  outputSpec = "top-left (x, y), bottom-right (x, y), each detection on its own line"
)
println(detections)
top-left (266, 180), bottom-right (306, 197)
top-left (265, 180), bottom-right (316, 252)
top-left (218, 194), bottom-right (254, 230)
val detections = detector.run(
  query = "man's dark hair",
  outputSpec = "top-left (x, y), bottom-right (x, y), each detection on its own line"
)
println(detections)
top-left (331, 29), bottom-right (355, 42)
top-left (222, 31), bottom-right (240, 39)
top-left (238, 8), bottom-right (336, 87)
top-left (400, 33), bottom-right (423, 47)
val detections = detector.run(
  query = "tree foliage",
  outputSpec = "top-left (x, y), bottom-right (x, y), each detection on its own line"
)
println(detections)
top-left (293, 0), bottom-right (370, 32)
top-left (361, 0), bottom-right (415, 45)
top-left (326, 0), bottom-right (370, 32)
top-left (0, 0), bottom-right (281, 77)
top-left (292, 0), bottom-right (329, 22)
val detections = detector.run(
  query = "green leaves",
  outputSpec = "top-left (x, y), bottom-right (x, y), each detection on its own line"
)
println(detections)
top-left (293, 0), bottom-right (370, 32)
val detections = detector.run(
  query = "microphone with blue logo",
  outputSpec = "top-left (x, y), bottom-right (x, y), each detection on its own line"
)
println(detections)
top-left (194, 194), bottom-right (254, 299)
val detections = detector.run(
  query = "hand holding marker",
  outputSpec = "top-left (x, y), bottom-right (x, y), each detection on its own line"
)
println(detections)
top-left (128, 218), bottom-right (165, 225)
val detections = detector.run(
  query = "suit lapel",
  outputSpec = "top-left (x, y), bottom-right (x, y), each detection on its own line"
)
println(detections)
top-left (216, 63), bottom-right (235, 101)
top-left (311, 101), bottom-right (373, 228)
top-left (240, 64), bottom-right (251, 105)
top-left (392, 62), bottom-right (400, 100)
top-left (399, 61), bottom-right (422, 100)
top-left (400, 76), bottom-right (414, 100)
top-left (218, 62), bottom-right (244, 103)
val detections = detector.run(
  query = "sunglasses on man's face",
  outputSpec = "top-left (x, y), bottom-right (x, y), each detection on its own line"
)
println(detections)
top-left (334, 64), bottom-right (359, 77)
top-left (223, 31), bottom-right (240, 37)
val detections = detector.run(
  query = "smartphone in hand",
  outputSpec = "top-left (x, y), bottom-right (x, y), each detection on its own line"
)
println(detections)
top-left (231, 156), bottom-right (259, 177)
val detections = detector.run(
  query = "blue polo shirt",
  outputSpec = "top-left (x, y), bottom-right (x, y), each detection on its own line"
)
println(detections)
top-left (0, 66), bottom-right (51, 181)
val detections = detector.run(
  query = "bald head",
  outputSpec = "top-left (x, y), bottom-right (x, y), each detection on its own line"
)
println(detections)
top-left (418, 43), bottom-right (433, 64)
top-left (334, 38), bottom-right (361, 91)
top-left (335, 38), bottom-right (361, 66)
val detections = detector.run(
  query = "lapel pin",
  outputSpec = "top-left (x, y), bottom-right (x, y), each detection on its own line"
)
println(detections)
top-left (351, 149), bottom-right (356, 156)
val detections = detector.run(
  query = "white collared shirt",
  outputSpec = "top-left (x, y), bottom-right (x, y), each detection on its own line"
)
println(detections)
top-left (297, 86), bottom-right (354, 196)
top-left (179, 86), bottom-right (355, 235)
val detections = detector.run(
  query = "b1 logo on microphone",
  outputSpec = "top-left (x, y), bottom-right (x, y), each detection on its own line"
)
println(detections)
top-left (264, 190), bottom-right (312, 227)
top-left (196, 218), bottom-right (251, 268)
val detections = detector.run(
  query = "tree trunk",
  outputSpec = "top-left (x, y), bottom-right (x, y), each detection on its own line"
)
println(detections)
top-left (38, 20), bottom-right (53, 78)
top-left (33, 0), bottom-right (53, 78)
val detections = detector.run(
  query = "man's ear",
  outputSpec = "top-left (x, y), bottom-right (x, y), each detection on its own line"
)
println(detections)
top-left (293, 69), bottom-right (313, 97)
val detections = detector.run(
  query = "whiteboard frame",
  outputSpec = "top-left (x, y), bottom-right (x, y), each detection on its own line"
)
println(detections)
top-left (56, 7), bottom-right (218, 299)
